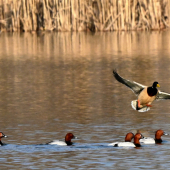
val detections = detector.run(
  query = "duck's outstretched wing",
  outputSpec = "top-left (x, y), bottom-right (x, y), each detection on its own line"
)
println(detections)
top-left (156, 91), bottom-right (170, 100)
top-left (113, 70), bottom-right (146, 96)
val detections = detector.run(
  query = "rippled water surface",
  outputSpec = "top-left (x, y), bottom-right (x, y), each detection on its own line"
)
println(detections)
top-left (1, 31), bottom-right (170, 169)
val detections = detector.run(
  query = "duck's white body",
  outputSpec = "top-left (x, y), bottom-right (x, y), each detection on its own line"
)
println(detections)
top-left (140, 137), bottom-right (155, 144)
top-left (108, 142), bottom-right (135, 147)
top-left (48, 140), bottom-right (67, 145)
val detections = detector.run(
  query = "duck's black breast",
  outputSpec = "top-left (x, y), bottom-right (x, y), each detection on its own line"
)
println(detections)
top-left (0, 141), bottom-right (3, 145)
top-left (155, 139), bottom-right (162, 144)
top-left (147, 87), bottom-right (158, 96)
top-left (65, 141), bottom-right (73, 146)
top-left (135, 144), bottom-right (141, 147)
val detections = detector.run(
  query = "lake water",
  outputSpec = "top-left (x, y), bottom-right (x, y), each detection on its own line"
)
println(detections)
top-left (0, 31), bottom-right (170, 169)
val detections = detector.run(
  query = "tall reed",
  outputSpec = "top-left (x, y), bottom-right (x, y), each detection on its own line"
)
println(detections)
top-left (0, 0), bottom-right (169, 32)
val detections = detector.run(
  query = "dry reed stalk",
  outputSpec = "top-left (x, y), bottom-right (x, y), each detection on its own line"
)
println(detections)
top-left (163, 0), bottom-right (169, 28)
top-left (11, 1), bottom-right (16, 31)
top-left (117, 0), bottom-right (121, 30)
top-left (0, 0), bottom-right (169, 32)
top-left (167, 0), bottom-right (170, 22)
top-left (138, 0), bottom-right (148, 30)
top-left (22, 0), bottom-right (27, 31)
top-left (20, 0), bottom-right (32, 32)
top-left (113, 0), bottom-right (118, 30)
top-left (76, 0), bottom-right (80, 30)
top-left (96, 0), bottom-right (102, 30)
top-left (43, 0), bottom-right (49, 30)
top-left (153, 0), bottom-right (159, 29)
top-left (119, 0), bottom-right (125, 30)
top-left (65, 0), bottom-right (69, 30)
top-left (125, 0), bottom-right (129, 30)
top-left (60, 0), bottom-right (64, 30)
top-left (131, 0), bottom-right (136, 30)
top-left (55, 0), bottom-right (60, 31)
top-left (148, 0), bottom-right (154, 29)
top-left (101, 0), bottom-right (105, 25)
top-left (31, 0), bottom-right (37, 31)
top-left (78, 0), bottom-right (82, 31)
top-left (71, 0), bottom-right (76, 31)
top-left (156, 1), bottom-right (161, 28)
top-left (78, 0), bottom-right (86, 31)
top-left (109, 1), bottom-right (113, 31)
top-left (104, 0), bottom-right (109, 24)
top-left (41, 0), bottom-right (50, 30)
top-left (63, 0), bottom-right (67, 30)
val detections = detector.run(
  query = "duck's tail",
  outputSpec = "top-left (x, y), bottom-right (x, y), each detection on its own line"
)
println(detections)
top-left (131, 100), bottom-right (150, 112)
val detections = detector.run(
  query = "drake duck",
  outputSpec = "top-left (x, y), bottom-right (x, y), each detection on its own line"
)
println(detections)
top-left (109, 133), bottom-right (144, 147)
top-left (108, 132), bottom-right (135, 147)
top-left (113, 70), bottom-right (170, 112)
top-left (140, 129), bottom-right (168, 144)
top-left (0, 132), bottom-right (7, 146)
top-left (47, 133), bottom-right (77, 146)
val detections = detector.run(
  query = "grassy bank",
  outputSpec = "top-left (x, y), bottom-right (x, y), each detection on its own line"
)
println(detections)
top-left (0, 0), bottom-right (169, 32)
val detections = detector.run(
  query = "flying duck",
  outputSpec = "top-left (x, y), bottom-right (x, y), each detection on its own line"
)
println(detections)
top-left (113, 70), bottom-right (170, 112)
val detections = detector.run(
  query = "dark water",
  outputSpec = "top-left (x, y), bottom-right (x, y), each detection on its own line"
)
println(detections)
top-left (0, 31), bottom-right (170, 169)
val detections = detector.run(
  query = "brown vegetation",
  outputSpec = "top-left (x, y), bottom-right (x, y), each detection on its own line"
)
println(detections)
top-left (0, 0), bottom-right (169, 32)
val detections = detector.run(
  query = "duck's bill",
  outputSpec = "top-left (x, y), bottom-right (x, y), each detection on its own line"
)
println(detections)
top-left (2, 133), bottom-right (7, 138)
top-left (73, 136), bottom-right (78, 139)
top-left (2, 135), bottom-right (7, 138)
top-left (157, 84), bottom-right (160, 87)
top-left (163, 132), bottom-right (168, 136)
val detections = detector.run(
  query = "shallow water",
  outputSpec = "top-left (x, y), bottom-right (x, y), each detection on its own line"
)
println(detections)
top-left (0, 31), bottom-right (170, 169)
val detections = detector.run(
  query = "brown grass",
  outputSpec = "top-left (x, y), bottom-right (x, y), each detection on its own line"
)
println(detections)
top-left (0, 0), bottom-right (169, 32)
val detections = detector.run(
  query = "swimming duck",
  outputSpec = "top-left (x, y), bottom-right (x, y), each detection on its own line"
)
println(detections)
top-left (140, 129), bottom-right (168, 144)
top-left (108, 132), bottom-right (135, 147)
top-left (109, 132), bottom-right (143, 147)
top-left (47, 133), bottom-right (77, 146)
top-left (0, 132), bottom-right (7, 146)
top-left (113, 70), bottom-right (170, 112)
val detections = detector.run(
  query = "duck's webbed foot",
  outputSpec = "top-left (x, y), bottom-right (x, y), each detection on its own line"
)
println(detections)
top-left (136, 100), bottom-right (141, 110)
top-left (146, 104), bottom-right (152, 107)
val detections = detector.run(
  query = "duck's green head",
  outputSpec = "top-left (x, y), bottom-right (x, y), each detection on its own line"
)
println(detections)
top-left (153, 82), bottom-right (160, 88)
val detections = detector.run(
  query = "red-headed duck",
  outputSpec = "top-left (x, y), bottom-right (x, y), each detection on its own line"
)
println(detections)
top-left (134, 133), bottom-right (144, 147)
top-left (113, 70), bottom-right (170, 112)
top-left (140, 129), bottom-right (168, 144)
top-left (108, 132), bottom-right (135, 147)
top-left (0, 132), bottom-right (7, 146)
top-left (109, 132), bottom-right (143, 147)
top-left (47, 133), bottom-right (77, 146)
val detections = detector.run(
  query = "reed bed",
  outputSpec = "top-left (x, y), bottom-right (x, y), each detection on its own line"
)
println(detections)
top-left (0, 0), bottom-right (169, 32)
